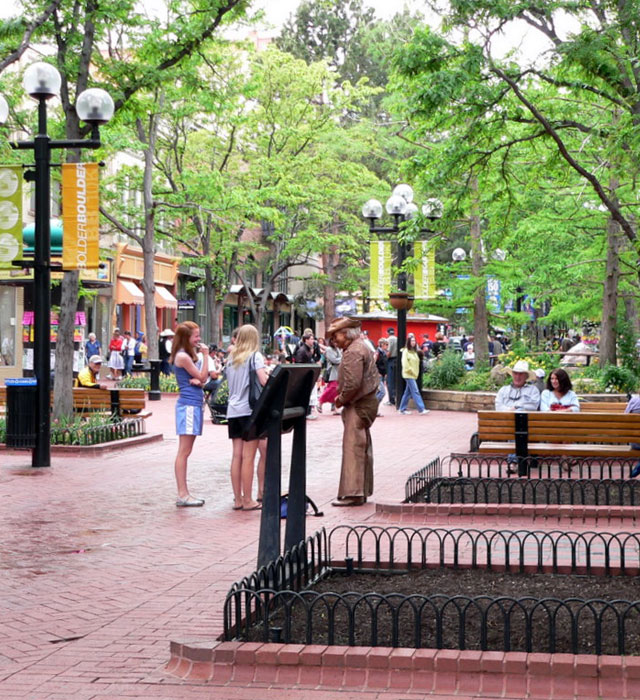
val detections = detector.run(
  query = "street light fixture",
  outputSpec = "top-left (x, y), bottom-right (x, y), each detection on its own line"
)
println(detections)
top-left (362, 185), bottom-right (443, 409)
top-left (0, 62), bottom-right (113, 467)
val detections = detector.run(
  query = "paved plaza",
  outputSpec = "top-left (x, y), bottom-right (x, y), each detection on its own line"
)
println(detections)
top-left (1, 396), bottom-right (479, 699)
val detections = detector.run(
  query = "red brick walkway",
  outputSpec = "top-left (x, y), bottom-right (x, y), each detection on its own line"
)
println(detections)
top-left (1, 397), bottom-right (488, 699)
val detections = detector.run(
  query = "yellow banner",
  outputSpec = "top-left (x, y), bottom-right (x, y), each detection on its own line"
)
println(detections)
top-left (369, 241), bottom-right (391, 298)
top-left (0, 166), bottom-right (23, 269)
top-left (414, 240), bottom-right (436, 299)
top-left (62, 163), bottom-right (99, 269)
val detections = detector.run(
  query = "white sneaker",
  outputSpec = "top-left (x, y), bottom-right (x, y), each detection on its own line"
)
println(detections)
top-left (418, 409), bottom-right (430, 415)
top-left (399, 410), bottom-right (412, 415)
top-left (306, 414), bottom-right (318, 420)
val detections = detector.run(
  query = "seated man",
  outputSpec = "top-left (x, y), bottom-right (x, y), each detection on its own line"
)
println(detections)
top-left (495, 360), bottom-right (540, 411)
top-left (75, 355), bottom-right (107, 390)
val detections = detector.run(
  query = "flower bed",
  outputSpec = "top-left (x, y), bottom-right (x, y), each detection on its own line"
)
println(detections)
top-left (0, 414), bottom-right (145, 446)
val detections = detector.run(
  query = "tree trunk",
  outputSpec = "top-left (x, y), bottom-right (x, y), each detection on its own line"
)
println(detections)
top-left (53, 270), bottom-right (80, 419)
top-left (600, 212), bottom-right (620, 366)
top-left (623, 293), bottom-right (639, 334)
top-left (470, 184), bottom-right (489, 365)
top-left (322, 244), bottom-right (338, 323)
top-left (138, 113), bottom-right (160, 358)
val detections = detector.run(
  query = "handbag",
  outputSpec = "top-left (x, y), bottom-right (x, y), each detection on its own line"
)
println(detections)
top-left (248, 352), bottom-right (263, 410)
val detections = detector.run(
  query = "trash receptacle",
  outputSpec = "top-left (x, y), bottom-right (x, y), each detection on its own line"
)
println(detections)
top-left (5, 378), bottom-right (38, 449)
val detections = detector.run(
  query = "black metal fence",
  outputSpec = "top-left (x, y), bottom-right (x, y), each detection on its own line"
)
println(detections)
top-left (50, 417), bottom-right (145, 446)
top-left (417, 476), bottom-right (640, 505)
top-left (223, 526), bottom-right (640, 653)
top-left (451, 453), bottom-right (637, 480)
top-left (404, 457), bottom-right (442, 502)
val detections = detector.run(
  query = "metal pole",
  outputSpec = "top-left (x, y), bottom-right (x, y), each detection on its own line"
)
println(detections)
top-left (395, 217), bottom-right (406, 409)
top-left (32, 98), bottom-right (51, 467)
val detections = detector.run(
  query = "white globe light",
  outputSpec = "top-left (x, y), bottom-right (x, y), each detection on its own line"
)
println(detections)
top-left (392, 183), bottom-right (414, 203)
top-left (404, 202), bottom-right (419, 219)
top-left (452, 247), bottom-right (467, 262)
top-left (492, 248), bottom-right (507, 261)
top-left (23, 62), bottom-right (61, 100)
top-left (386, 194), bottom-right (408, 216)
top-left (422, 198), bottom-right (444, 219)
top-left (76, 88), bottom-right (115, 124)
top-left (361, 198), bottom-right (383, 219)
top-left (0, 95), bottom-right (8, 125)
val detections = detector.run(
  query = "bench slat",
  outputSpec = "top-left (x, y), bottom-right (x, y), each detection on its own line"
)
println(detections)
top-left (476, 409), bottom-right (640, 456)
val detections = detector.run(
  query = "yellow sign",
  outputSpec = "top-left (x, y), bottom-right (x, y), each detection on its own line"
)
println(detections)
top-left (0, 166), bottom-right (23, 268)
top-left (62, 162), bottom-right (99, 269)
top-left (369, 241), bottom-right (391, 299)
top-left (414, 240), bottom-right (436, 299)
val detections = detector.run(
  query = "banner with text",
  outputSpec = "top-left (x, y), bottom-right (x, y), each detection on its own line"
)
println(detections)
top-left (369, 240), bottom-right (391, 298)
top-left (413, 240), bottom-right (436, 299)
top-left (62, 162), bottom-right (99, 269)
top-left (0, 166), bottom-right (23, 269)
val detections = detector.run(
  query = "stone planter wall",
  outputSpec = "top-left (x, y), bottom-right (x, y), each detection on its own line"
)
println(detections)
top-left (421, 389), bottom-right (627, 412)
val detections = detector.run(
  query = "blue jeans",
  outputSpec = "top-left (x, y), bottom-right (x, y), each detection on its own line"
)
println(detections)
top-left (376, 378), bottom-right (386, 403)
top-left (124, 354), bottom-right (134, 376)
top-left (387, 359), bottom-right (396, 402)
top-left (399, 378), bottom-right (425, 412)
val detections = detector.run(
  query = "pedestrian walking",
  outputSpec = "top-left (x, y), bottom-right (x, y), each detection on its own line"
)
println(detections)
top-left (85, 332), bottom-right (101, 361)
top-left (327, 317), bottom-right (379, 507)
top-left (225, 324), bottom-right (268, 511)
top-left (385, 327), bottom-right (397, 405)
top-left (107, 328), bottom-right (125, 379)
top-left (171, 321), bottom-right (209, 507)
top-left (398, 335), bottom-right (429, 415)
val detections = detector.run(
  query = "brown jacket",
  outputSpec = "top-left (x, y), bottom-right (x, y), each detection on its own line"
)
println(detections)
top-left (337, 337), bottom-right (379, 406)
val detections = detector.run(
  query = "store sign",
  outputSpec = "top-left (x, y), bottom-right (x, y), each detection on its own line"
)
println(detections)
top-left (62, 162), bottom-right (99, 269)
top-left (0, 166), bottom-right (23, 269)
top-left (178, 299), bottom-right (196, 309)
top-left (369, 241), bottom-right (391, 298)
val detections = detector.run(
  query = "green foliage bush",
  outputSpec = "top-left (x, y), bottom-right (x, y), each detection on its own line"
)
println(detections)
top-left (0, 417), bottom-right (4, 443)
top-left (423, 350), bottom-right (465, 389)
top-left (599, 364), bottom-right (638, 395)
top-left (617, 320), bottom-right (640, 377)
top-left (118, 374), bottom-right (179, 392)
top-left (452, 369), bottom-right (498, 391)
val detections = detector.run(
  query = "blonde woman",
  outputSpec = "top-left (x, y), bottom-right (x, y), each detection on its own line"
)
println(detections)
top-left (171, 321), bottom-right (209, 507)
top-left (225, 324), bottom-right (268, 511)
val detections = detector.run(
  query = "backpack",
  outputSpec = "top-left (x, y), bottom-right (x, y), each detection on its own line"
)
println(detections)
top-left (280, 493), bottom-right (324, 519)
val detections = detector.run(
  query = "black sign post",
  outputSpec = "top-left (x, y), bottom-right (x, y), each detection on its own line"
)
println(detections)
top-left (243, 363), bottom-right (320, 568)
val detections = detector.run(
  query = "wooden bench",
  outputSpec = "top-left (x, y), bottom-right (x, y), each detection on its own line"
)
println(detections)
top-left (0, 386), bottom-right (151, 419)
top-left (580, 401), bottom-right (627, 413)
top-left (475, 410), bottom-right (640, 458)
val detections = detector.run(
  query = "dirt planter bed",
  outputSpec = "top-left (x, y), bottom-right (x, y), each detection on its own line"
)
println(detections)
top-left (221, 526), bottom-right (640, 656)
top-left (168, 525), bottom-right (640, 696)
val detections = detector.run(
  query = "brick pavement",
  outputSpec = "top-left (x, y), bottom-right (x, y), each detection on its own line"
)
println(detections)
top-left (1, 396), bottom-right (485, 699)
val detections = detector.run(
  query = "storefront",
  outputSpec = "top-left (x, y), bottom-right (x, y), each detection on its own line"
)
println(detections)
top-left (114, 244), bottom-right (179, 336)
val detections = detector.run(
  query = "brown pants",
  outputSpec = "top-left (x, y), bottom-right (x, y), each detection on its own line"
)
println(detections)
top-left (337, 391), bottom-right (378, 500)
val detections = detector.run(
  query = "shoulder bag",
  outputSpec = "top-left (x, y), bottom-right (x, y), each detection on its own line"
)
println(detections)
top-left (248, 352), bottom-right (263, 409)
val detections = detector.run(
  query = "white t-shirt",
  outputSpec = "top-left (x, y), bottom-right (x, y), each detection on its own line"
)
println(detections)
top-left (225, 352), bottom-right (265, 418)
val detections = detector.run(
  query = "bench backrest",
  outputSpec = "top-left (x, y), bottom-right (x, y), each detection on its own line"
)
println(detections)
top-left (580, 401), bottom-right (627, 413)
top-left (0, 386), bottom-right (146, 411)
top-left (477, 410), bottom-right (640, 445)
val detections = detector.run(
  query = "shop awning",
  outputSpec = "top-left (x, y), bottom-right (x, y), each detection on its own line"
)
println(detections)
top-left (154, 285), bottom-right (178, 309)
top-left (116, 280), bottom-right (144, 306)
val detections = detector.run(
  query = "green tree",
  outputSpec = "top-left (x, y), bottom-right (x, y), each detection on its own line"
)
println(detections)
top-left (0, 0), bottom-right (249, 417)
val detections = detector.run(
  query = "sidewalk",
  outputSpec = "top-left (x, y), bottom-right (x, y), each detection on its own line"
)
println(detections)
top-left (0, 399), bottom-right (478, 699)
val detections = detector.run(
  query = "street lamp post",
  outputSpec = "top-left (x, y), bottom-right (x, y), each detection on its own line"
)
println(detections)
top-left (362, 185), bottom-right (442, 409)
top-left (0, 62), bottom-right (114, 467)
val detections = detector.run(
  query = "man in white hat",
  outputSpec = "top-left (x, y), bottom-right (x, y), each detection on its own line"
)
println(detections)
top-left (495, 359), bottom-right (540, 411)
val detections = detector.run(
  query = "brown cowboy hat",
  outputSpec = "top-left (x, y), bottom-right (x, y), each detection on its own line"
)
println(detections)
top-left (325, 316), bottom-right (361, 338)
